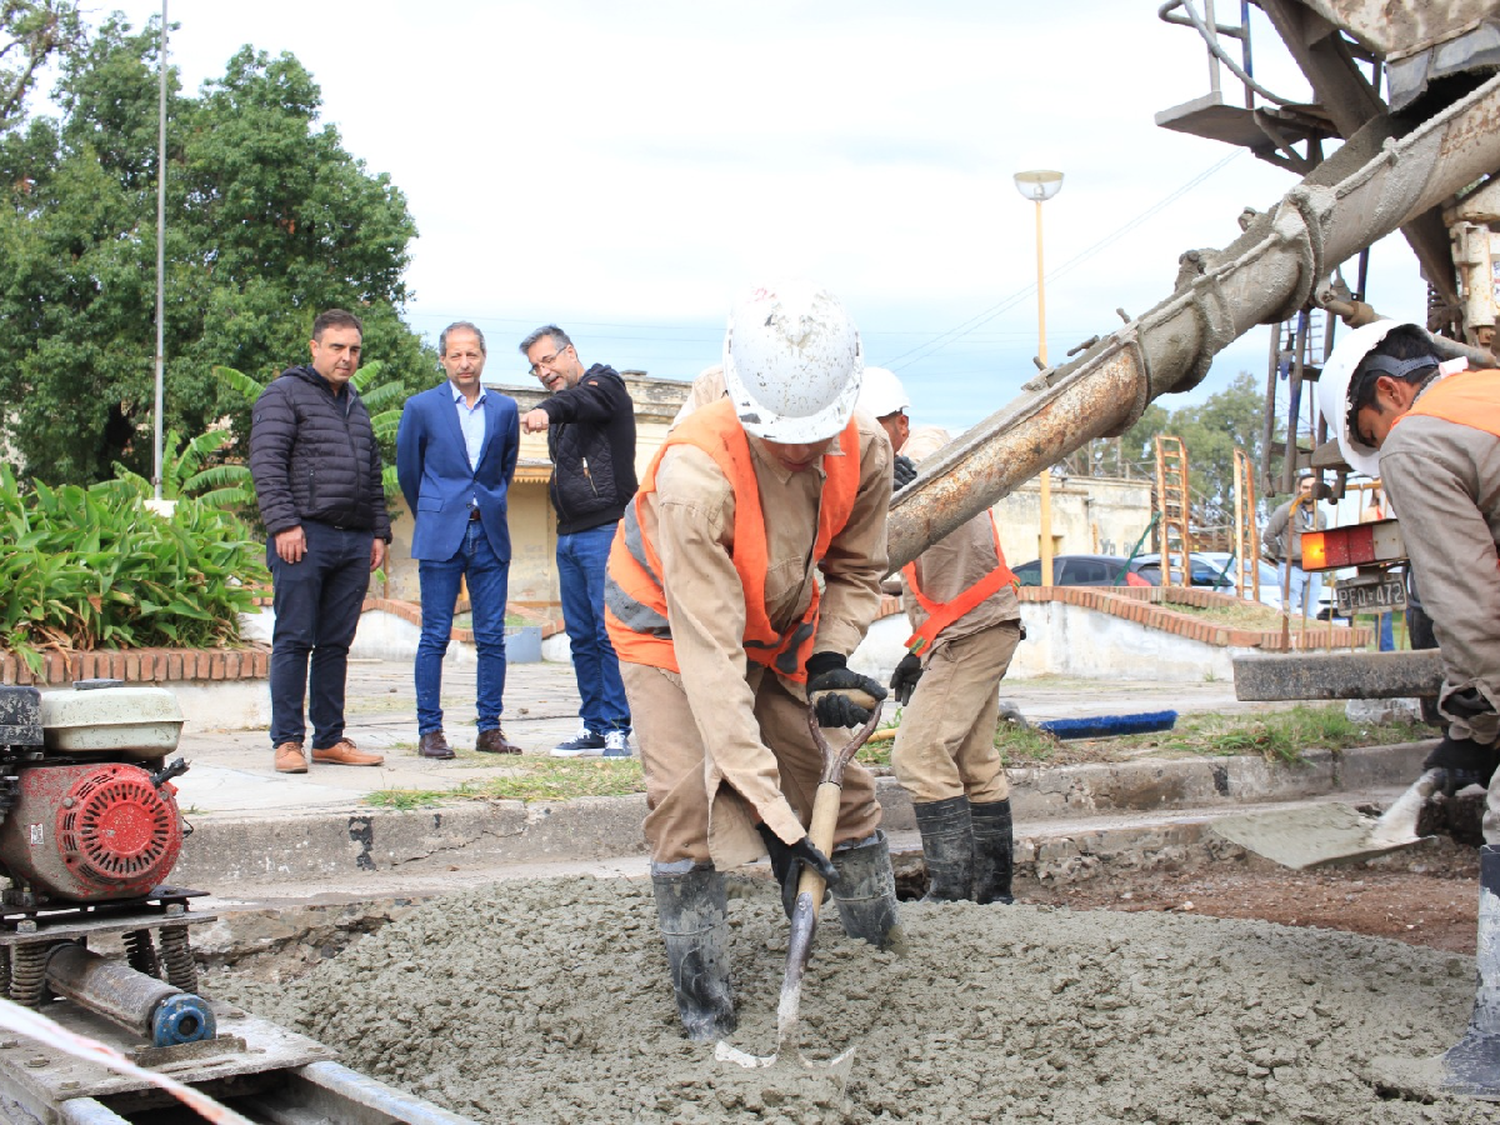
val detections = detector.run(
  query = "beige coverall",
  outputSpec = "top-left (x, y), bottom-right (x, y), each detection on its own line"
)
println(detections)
top-left (1378, 394), bottom-right (1500, 840)
top-left (891, 427), bottom-right (1022, 804)
top-left (622, 418), bottom-right (893, 867)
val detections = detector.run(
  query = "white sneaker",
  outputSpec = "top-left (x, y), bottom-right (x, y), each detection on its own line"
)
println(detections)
top-left (602, 730), bottom-right (632, 758)
top-left (551, 726), bottom-right (605, 757)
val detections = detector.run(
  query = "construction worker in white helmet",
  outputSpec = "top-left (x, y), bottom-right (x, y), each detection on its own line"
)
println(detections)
top-left (605, 282), bottom-right (899, 1041)
top-left (1317, 319), bottom-right (1500, 831)
top-left (858, 367), bottom-right (1025, 904)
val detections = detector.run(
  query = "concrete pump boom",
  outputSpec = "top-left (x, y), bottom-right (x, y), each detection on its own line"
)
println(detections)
top-left (885, 69), bottom-right (1500, 572)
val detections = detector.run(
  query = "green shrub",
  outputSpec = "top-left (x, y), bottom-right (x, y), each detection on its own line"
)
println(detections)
top-left (0, 464), bottom-right (268, 671)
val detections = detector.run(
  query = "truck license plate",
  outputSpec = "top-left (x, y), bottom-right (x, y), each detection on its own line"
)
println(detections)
top-left (1337, 577), bottom-right (1406, 614)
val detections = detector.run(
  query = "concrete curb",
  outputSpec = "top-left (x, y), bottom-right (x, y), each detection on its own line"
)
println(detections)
top-left (172, 741), bottom-right (1436, 888)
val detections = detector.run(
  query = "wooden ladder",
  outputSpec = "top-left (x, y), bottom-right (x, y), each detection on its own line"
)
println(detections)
top-left (1154, 435), bottom-right (1193, 586)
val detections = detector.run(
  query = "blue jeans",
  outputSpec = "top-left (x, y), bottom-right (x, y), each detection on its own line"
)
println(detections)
top-left (1378, 611), bottom-right (1395, 651)
top-left (268, 522), bottom-right (372, 749)
top-left (1279, 561), bottom-right (1323, 617)
top-left (558, 523), bottom-right (630, 734)
top-left (416, 521), bottom-right (510, 735)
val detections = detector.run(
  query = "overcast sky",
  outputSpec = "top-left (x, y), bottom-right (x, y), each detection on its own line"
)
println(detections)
top-left (79, 1), bottom-right (1428, 435)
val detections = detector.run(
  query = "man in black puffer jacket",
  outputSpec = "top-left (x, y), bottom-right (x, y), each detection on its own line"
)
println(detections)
top-left (519, 325), bottom-right (637, 758)
top-left (250, 309), bottom-right (391, 775)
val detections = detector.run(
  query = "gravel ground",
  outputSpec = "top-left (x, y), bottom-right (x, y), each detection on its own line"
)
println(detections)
top-left (203, 875), bottom-right (1500, 1123)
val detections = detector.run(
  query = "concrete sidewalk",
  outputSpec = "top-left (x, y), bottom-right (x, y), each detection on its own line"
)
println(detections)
top-left (170, 658), bottom-right (1284, 817)
top-left (161, 658), bottom-right (1436, 901)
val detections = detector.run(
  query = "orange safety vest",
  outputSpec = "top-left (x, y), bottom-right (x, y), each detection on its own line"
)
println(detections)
top-left (901, 512), bottom-right (1018, 656)
top-left (1396, 368), bottom-right (1500, 438)
top-left (604, 398), bottom-right (862, 681)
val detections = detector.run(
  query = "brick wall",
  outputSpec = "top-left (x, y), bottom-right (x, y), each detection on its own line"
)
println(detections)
top-left (1015, 585), bottom-right (1373, 651)
top-left (0, 645), bottom-right (271, 687)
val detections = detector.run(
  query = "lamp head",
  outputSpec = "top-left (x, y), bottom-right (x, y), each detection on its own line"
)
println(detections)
top-left (1014, 169), bottom-right (1064, 202)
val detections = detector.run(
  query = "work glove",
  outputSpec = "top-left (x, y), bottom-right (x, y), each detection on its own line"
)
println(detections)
top-left (757, 823), bottom-right (840, 919)
top-left (1423, 734), bottom-right (1500, 795)
top-left (890, 653), bottom-right (924, 706)
top-left (805, 652), bottom-right (887, 727)
top-left (892, 454), bottom-right (918, 491)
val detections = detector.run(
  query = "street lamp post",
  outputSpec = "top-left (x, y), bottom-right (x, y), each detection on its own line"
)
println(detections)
top-left (1014, 170), bottom-right (1063, 587)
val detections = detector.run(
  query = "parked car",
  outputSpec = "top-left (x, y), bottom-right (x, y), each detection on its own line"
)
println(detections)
top-left (1012, 554), bottom-right (1151, 587)
top-left (1195, 551), bottom-right (1285, 610)
top-left (1131, 551), bottom-right (1284, 610)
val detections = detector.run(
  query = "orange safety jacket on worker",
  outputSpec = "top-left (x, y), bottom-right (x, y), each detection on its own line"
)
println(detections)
top-left (902, 513), bottom-right (1018, 656)
top-left (605, 398), bottom-right (861, 682)
top-left (1381, 367), bottom-right (1500, 752)
top-left (1395, 368), bottom-right (1500, 437)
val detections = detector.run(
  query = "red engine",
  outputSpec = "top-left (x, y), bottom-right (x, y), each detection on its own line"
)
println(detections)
top-left (0, 683), bottom-right (189, 906)
top-left (0, 763), bottom-right (184, 902)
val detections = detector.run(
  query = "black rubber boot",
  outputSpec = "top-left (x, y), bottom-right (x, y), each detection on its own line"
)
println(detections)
top-left (971, 798), bottom-right (1015, 905)
top-left (829, 830), bottom-right (901, 948)
top-left (651, 861), bottom-right (735, 1041)
top-left (912, 795), bottom-right (974, 901)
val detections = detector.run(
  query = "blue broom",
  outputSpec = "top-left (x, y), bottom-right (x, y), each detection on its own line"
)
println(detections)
top-left (1037, 710), bottom-right (1178, 740)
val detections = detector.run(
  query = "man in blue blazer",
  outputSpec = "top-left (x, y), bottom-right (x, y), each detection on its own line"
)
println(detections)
top-left (396, 322), bottom-right (522, 758)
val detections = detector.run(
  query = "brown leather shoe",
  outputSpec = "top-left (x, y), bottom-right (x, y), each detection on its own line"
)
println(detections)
top-left (311, 738), bottom-right (385, 767)
top-left (274, 741), bottom-right (308, 774)
top-left (475, 728), bottom-right (523, 754)
top-left (418, 731), bottom-right (454, 759)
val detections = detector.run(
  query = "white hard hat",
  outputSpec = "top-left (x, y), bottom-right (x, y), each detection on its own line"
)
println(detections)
top-left (857, 366), bottom-right (910, 420)
top-left (721, 281), bottom-right (863, 443)
top-left (1315, 319), bottom-right (1405, 478)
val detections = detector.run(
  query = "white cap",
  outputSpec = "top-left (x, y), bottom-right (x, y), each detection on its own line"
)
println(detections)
top-left (1315, 319), bottom-right (1406, 478)
top-left (857, 366), bottom-right (910, 419)
top-left (721, 281), bottom-right (863, 443)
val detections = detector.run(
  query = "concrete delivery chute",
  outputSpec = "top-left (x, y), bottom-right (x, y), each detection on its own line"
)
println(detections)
top-left (885, 65), bottom-right (1500, 571)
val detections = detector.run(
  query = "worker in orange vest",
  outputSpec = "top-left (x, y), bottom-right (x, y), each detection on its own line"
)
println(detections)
top-left (858, 368), bottom-right (1025, 904)
top-left (1319, 320), bottom-right (1500, 832)
top-left (605, 282), bottom-right (898, 1041)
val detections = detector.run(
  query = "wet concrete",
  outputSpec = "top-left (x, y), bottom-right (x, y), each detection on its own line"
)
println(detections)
top-left (202, 876), bottom-right (1500, 1124)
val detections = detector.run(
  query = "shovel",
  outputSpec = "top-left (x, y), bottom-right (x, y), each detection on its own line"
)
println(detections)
top-left (1211, 768), bottom-right (1441, 870)
top-left (715, 702), bottom-right (884, 1073)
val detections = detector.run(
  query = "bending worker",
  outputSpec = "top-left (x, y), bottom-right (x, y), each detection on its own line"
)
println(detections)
top-left (858, 368), bottom-right (1024, 904)
top-left (1317, 320), bottom-right (1500, 825)
top-left (605, 282), bottom-right (900, 1041)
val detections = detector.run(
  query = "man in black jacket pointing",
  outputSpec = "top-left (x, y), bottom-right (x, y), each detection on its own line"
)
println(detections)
top-left (520, 325), bottom-right (637, 758)
top-left (250, 309), bottom-right (390, 774)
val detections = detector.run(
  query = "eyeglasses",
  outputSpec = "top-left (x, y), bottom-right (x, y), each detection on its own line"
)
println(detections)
top-left (529, 345), bottom-right (572, 377)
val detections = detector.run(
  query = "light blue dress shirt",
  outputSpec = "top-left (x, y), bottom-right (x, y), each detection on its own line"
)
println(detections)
top-left (452, 383), bottom-right (487, 507)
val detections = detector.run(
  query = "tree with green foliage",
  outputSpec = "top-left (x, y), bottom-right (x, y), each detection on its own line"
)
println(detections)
top-left (0, 12), bottom-right (436, 486)
top-left (0, 0), bottom-right (82, 127)
top-left (1108, 371), bottom-right (1273, 532)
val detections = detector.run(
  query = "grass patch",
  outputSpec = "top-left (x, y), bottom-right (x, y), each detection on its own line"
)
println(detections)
top-left (366, 757), bottom-right (645, 808)
top-left (1114, 704), bottom-right (1431, 766)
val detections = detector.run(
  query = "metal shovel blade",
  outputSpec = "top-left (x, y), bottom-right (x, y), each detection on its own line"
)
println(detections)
top-left (1211, 773), bottom-right (1438, 870)
top-left (715, 705), bottom-right (881, 1077)
top-left (714, 889), bottom-right (855, 1076)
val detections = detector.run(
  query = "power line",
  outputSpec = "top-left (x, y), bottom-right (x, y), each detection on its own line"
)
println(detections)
top-left (877, 151), bottom-right (1243, 372)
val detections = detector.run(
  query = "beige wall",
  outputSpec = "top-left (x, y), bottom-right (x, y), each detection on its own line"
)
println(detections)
top-left (992, 475), bottom-right (1154, 566)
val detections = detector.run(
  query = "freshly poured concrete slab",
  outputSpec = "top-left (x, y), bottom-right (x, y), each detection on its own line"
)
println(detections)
top-left (1211, 802), bottom-right (1428, 869)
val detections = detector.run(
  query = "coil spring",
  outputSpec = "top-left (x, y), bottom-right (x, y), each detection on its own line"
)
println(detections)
top-left (10, 943), bottom-right (48, 1009)
top-left (124, 929), bottom-right (160, 979)
top-left (0, 946), bottom-right (11, 999)
top-left (159, 926), bottom-right (197, 993)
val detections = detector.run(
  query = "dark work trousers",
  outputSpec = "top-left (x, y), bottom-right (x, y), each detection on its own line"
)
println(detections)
top-left (267, 521), bottom-right (373, 749)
